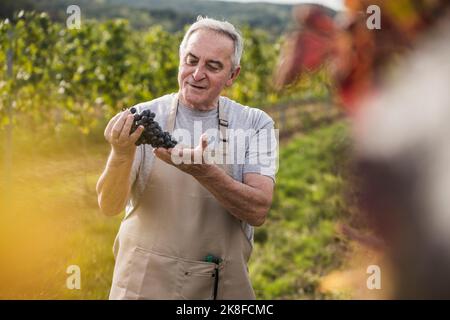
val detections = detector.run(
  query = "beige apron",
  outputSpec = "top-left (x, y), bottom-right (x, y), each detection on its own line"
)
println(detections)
top-left (109, 94), bottom-right (255, 300)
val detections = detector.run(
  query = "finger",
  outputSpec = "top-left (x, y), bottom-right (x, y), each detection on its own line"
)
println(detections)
top-left (130, 125), bottom-right (144, 143)
top-left (180, 147), bottom-right (195, 163)
top-left (154, 147), bottom-right (165, 157)
top-left (104, 112), bottom-right (122, 139)
top-left (199, 133), bottom-right (209, 151)
top-left (162, 148), bottom-right (172, 158)
top-left (154, 148), bottom-right (171, 162)
top-left (118, 114), bottom-right (135, 141)
top-left (179, 147), bottom-right (194, 160)
top-left (111, 111), bottom-right (129, 140)
top-left (167, 146), bottom-right (181, 165)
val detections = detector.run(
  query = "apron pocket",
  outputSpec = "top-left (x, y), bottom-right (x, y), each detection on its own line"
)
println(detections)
top-left (179, 261), bottom-right (217, 300)
top-left (119, 244), bottom-right (221, 300)
top-left (124, 246), bottom-right (180, 299)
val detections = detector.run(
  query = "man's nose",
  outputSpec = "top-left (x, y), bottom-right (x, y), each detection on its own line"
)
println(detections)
top-left (192, 65), bottom-right (206, 81)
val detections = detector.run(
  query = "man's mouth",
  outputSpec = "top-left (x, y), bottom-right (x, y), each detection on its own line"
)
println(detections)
top-left (188, 83), bottom-right (207, 90)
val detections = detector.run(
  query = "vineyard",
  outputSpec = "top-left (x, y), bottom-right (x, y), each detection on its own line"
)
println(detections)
top-left (0, 11), bottom-right (354, 299)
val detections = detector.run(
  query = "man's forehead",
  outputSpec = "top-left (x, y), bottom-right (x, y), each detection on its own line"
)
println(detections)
top-left (184, 29), bottom-right (234, 60)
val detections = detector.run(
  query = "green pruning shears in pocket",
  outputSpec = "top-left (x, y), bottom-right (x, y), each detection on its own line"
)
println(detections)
top-left (204, 254), bottom-right (222, 300)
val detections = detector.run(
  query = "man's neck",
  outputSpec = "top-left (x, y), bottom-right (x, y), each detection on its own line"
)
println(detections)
top-left (178, 93), bottom-right (219, 112)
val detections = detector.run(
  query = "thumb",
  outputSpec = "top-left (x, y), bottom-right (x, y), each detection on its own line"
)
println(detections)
top-left (199, 133), bottom-right (209, 150)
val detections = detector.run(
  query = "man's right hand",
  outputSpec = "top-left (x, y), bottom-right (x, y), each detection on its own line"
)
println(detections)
top-left (97, 110), bottom-right (145, 216)
top-left (104, 110), bottom-right (144, 157)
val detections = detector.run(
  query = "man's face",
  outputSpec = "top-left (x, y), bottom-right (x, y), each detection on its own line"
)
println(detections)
top-left (178, 29), bottom-right (240, 110)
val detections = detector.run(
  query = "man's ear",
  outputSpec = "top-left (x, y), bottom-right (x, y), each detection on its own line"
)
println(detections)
top-left (225, 66), bottom-right (241, 87)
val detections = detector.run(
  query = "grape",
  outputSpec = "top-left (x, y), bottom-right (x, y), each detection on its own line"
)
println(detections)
top-left (128, 108), bottom-right (177, 148)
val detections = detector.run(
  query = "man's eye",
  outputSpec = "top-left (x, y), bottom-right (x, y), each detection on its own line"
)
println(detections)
top-left (186, 57), bottom-right (198, 65)
top-left (207, 64), bottom-right (219, 71)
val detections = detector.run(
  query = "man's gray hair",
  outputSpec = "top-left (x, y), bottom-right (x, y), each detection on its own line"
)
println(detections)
top-left (179, 16), bottom-right (244, 71)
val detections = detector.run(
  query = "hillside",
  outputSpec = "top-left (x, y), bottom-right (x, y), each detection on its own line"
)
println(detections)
top-left (1, 0), bottom-right (298, 35)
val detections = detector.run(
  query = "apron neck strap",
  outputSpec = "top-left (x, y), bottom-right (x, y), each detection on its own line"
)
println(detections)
top-left (167, 93), bottom-right (179, 134)
top-left (218, 97), bottom-right (229, 156)
top-left (218, 97), bottom-right (228, 138)
top-left (217, 97), bottom-right (229, 156)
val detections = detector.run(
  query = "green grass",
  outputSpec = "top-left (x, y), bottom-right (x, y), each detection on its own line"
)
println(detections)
top-left (250, 120), bottom-right (351, 299)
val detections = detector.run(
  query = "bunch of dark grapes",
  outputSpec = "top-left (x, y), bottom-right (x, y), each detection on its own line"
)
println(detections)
top-left (129, 107), bottom-right (177, 148)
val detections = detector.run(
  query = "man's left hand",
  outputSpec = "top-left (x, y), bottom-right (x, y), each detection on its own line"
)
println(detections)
top-left (153, 133), bottom-right (213, 177)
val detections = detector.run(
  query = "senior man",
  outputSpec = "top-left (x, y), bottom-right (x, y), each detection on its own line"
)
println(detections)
top-left (96, 16), bottom-right (277, 300)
